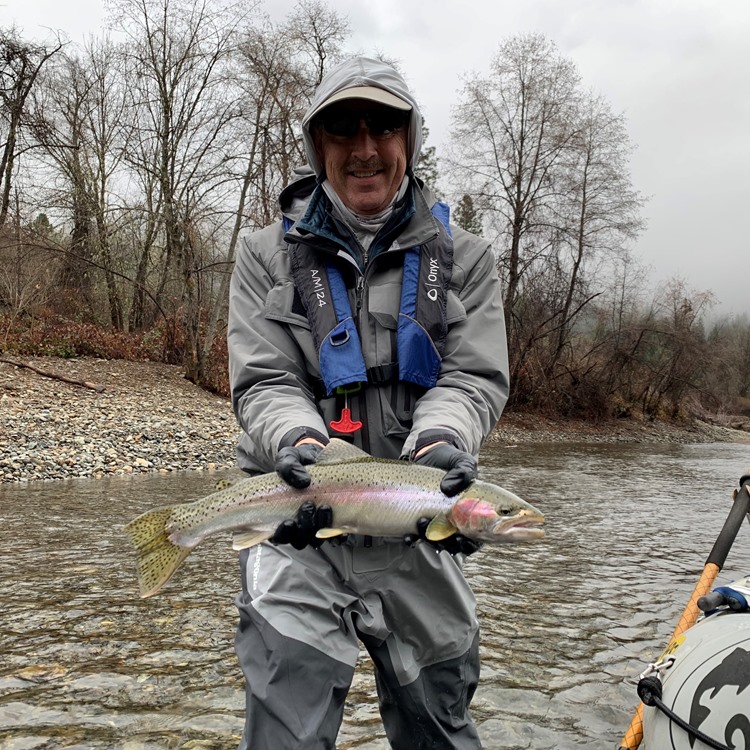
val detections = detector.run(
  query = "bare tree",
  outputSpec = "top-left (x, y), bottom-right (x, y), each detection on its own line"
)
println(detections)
top-left (0, 221), bottom-right (59, 341)
top-left (591, 254), bottom-right (651, 409)
top-left (449, 34), bottom-right (582, 329)
top-left (0, 28), bottom-right (63, 230)
top-left (194, 3), bottom-right (349, 385)
top-left (448, 33), bottom-right (646, 409)
top-left (705, 315), bottom-right (750, 414)
top-left (31, 39), bottom-right (131, 327)
top-left (640, 279), bottom-right (715, 418)
top-left (286, 0), bottom-right (349, 89)
top-left (111, 0), bottom-right (251, 379)
top-left (544, 92), bottom-right (646, 378)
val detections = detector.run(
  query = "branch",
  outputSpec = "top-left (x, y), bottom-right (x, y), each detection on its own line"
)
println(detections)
top-left (0, 356), bottom-right (105, 392)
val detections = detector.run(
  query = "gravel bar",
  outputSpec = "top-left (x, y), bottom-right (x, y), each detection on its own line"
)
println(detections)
top-left (1, 356), bottom-right (238, 482)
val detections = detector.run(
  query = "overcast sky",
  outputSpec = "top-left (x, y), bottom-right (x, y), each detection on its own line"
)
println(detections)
top-left (4, 0), bottom-right (749, 318)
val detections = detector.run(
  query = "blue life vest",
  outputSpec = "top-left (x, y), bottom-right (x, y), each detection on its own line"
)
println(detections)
top-left (284, 200), bottom-right (454, 396)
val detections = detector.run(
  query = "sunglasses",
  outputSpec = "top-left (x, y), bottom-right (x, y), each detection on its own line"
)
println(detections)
top-left (317, 109), bottom-right (409, 138)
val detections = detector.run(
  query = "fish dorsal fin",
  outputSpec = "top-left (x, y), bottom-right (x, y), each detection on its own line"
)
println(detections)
top-left (214, 477), bottom-right (236, 491)
top-left (425, 513), bottom-right (458, 541)
top-left (232, 529), bottom-right (273, 550)
top-left (316, 438), bottom-right (371, 465)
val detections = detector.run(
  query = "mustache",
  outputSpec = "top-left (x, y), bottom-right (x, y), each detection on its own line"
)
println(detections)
top-left (346, 158), bottom-right (385, 172)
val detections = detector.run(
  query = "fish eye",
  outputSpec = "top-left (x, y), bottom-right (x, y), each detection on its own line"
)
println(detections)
top-left (499, 508), bottom-right (511, 516)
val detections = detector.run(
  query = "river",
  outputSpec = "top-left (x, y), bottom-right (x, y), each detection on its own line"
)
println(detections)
top-left (1, 440), bottom-right (749, 749)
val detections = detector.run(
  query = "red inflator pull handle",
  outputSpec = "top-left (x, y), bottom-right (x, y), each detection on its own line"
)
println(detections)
top-left (329, 407), bottom-right (362, 433)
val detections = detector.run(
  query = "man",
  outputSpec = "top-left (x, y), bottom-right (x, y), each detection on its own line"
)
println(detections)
top-left (228, 56), bottom-right (509, 750)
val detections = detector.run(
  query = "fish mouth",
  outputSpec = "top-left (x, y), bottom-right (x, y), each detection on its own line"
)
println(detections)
top-left (488, 513), bottom-right (545, 542)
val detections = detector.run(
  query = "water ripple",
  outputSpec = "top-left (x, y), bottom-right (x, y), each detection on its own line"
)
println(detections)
top-left (2, 442), bottom-right (749, 748)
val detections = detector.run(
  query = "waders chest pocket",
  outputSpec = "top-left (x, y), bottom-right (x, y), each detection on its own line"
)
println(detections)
top-left (350, 540), bottom-right (400, 575)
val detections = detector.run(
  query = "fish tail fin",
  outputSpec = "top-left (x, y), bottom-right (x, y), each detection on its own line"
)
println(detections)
top-left (124, 507), bottom-right (192, 598)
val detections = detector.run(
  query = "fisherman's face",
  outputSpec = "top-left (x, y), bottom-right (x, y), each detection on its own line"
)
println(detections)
top-left (314, 100), bottom-right (409, 216)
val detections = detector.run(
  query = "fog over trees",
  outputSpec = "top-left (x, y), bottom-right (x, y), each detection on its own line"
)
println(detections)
top-left (1, 1), bottom-right (748, 422)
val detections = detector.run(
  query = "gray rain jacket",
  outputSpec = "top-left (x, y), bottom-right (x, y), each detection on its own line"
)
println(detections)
top-left (228, 58), bottom-right (509, 474)
top-left (228, 171), bottom-right (509, 473)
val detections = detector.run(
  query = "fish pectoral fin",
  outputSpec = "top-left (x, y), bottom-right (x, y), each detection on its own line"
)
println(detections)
top-left (232, 529), bottom-right (273, 550)
top-left (315, 527), bottom-right (348, 539)
top-left (425, 514), bottom-right (458, 541)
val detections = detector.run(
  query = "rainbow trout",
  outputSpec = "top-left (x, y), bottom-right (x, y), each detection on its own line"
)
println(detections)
top-left (125, 439), bottom-right (544, 597)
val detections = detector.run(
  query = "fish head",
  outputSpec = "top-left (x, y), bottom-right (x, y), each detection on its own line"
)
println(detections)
top-left (449, 488), bottom-right (545, 543)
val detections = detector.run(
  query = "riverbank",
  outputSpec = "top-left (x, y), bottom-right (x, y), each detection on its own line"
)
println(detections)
top-left (2, 355), bottom-right (749, 483)
top-left (1, 356), bottom-right (238, 482)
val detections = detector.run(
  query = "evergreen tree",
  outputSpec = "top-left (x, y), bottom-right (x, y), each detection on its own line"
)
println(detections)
top-left (415, 124), bottom-right (440, 191)
top-left (454, 194), bottom-right (483, 235)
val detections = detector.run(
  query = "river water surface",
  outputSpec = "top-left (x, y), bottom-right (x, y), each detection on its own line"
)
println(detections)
top-left (2, 441), bottom-right (750, 749)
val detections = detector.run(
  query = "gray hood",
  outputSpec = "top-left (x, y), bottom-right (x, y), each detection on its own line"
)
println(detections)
top-left (301, 56), bottom-right (423, 176)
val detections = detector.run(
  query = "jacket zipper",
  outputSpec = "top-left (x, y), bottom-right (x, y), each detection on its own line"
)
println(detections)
top-left (355, 261), bottom-right (369, 453)
top-left (355, 272), bottom-right (365, 317)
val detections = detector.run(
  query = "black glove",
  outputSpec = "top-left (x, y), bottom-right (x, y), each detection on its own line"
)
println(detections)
top-left (413, 443), bottom-right (477, 496)
top-left (403, 517), bottom-right (483, 556)
top-left (275, 443), bottom-right (324, 489)
top-left (270, 501), bottom-right (333, 550)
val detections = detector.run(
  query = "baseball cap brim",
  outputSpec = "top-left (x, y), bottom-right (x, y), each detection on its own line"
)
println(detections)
top-left (308, 85), bottom-right (412, 121)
